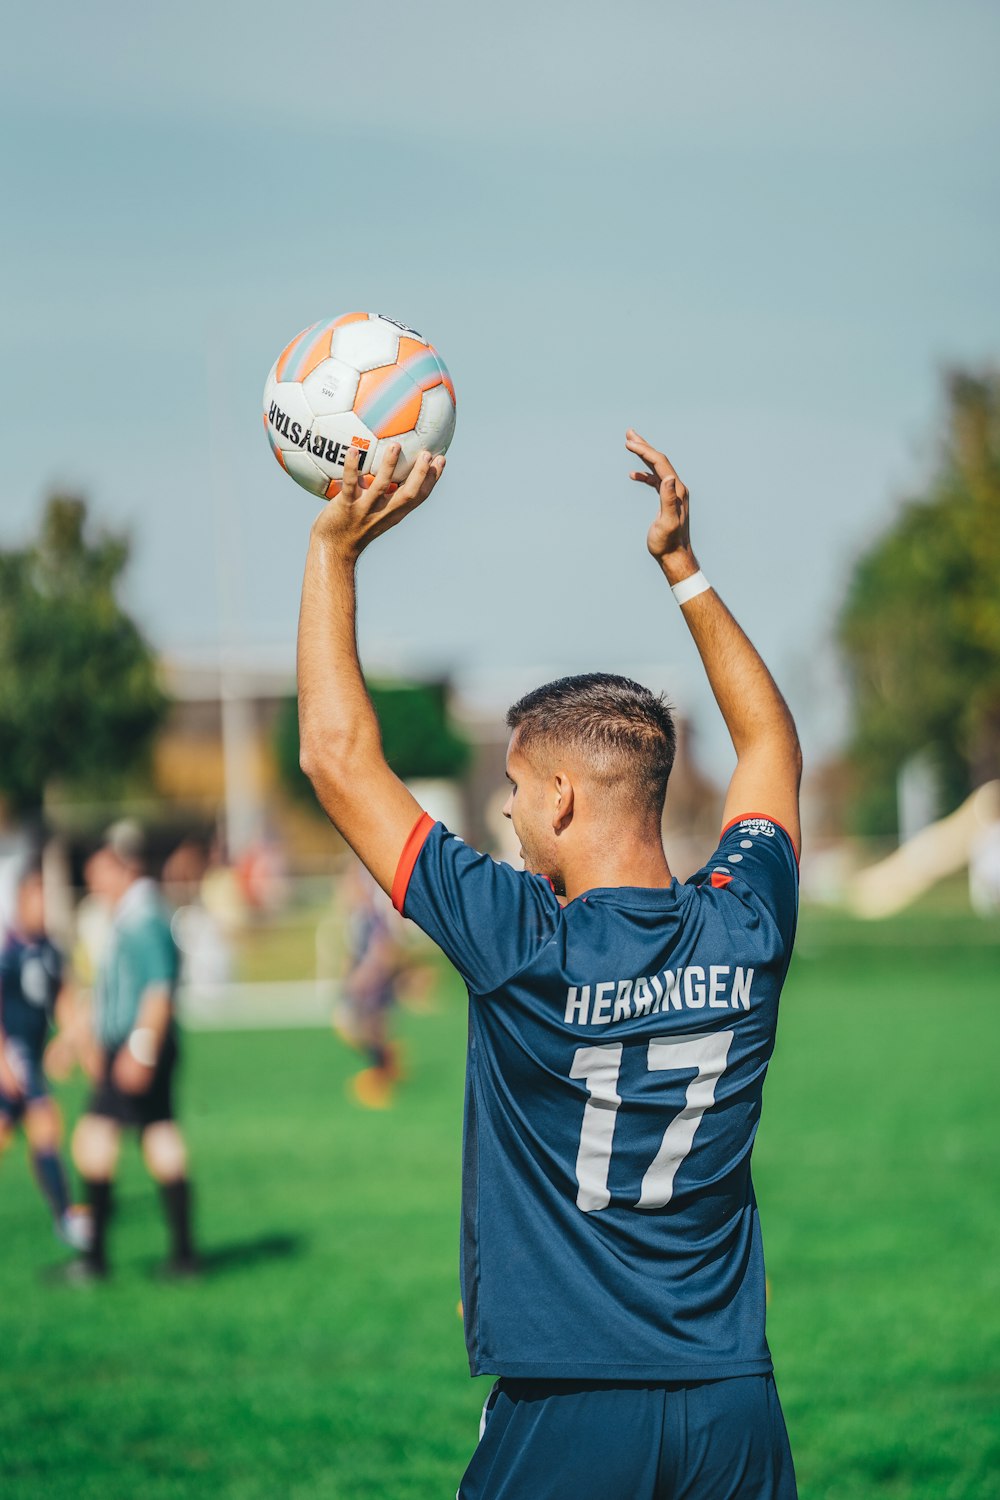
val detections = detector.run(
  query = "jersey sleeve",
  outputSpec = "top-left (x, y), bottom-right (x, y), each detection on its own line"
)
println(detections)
top-left (392, 815), bottom-right (562, 995)
top-left (127, 920), bottom-right (179, 996)
top-left (686, 813), bottom-right (799, 945)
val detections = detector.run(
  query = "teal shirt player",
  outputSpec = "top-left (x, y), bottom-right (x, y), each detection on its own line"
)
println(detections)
top-left (94, 879), bottom-right (180, 1049)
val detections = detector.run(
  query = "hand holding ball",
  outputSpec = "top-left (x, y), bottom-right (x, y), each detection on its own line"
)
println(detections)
top-left (263, 313), bottom-right (456, 499)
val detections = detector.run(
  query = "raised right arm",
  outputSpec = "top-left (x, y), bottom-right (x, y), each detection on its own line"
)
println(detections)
top-left (626, 430), bottom-right (802, 855)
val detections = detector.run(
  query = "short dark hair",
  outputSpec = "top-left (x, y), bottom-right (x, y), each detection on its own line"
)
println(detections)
top-left (506, 673), bottom-right (676, 817)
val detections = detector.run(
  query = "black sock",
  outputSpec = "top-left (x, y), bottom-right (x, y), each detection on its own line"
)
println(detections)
top-left (32, 1149), bottom-right (70, 1220)
top-left (84, 1179), bottom-right (113, 1272)
top-left (159, 1179), bottom-right (195, 1263)
top-left (367, 1043), bottom-right (389, 1071)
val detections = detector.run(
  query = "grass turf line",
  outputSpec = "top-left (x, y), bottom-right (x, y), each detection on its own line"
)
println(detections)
top-left (0, 907), bottom-right (997, 1499)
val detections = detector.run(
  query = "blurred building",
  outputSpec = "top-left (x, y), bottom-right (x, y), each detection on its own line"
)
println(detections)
top-left (155, 651), bottom-right (334, 868)
top-left (151, 654), bottom-right (724, 880)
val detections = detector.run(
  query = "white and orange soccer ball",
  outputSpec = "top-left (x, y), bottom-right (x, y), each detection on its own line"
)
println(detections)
top-left (262, 312), bottom-right (456, 499)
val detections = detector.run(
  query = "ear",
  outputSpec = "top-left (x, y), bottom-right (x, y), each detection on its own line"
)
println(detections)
top-left (552, 772), bottom-right (575, 834)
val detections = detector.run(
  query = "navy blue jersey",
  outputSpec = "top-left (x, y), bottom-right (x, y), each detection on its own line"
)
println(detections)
top-left (0, 934), bottom-right (64, 1058)
top-left (394, 812), bottom-right (798, 1381)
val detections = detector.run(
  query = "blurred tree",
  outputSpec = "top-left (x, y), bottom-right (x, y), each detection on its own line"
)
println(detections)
top-left (0, 496), bottom-right (169, 816)
top-left (275, 680), bottom-right (472, 816)
top-left (839, 370), bottom-right (1000, 835)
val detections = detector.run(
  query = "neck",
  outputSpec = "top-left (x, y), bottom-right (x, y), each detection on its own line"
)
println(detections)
top-left (560, 827), bottom-right (672, 902)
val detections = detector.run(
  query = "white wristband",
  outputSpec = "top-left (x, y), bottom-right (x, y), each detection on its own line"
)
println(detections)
top-left (128, 1027), bottom-right (158, 1067)
top-left (670, 570), bottom-right (711, 606)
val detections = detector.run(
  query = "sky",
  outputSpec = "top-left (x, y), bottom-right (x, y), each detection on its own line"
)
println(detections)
top-left (2, 0), bottom-right (998, 777)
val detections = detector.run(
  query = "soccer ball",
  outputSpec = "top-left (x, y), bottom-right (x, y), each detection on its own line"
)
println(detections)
top-left (263, 312), bottom-right (456, 499)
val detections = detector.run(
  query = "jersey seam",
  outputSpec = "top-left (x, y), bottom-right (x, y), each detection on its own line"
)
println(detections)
top-left (697, 872), bottom-right (797, 952)
top-left (399, 818), bottom-right (563, 996)
top-left (471, 906), bottom-right (565, 999)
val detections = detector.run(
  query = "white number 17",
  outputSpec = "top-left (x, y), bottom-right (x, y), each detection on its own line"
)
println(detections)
top-left (569, 1030), bottom-right (734, 1213)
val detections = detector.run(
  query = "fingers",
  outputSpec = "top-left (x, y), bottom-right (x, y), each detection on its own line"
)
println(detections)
top-left (626, 431), bottom-right (689, 504)
top-left (629, 467), bottom-right (684, 503)
top-left (421, 452), bottom-right (446, 498)
top-left (341, 442), bottom-right (363, 501)
top-left (343, 446), bottom-right (446, 541)
top-left (625, 429), bottom-right (672, 474)
top-left (390, 449), bottom-right (445, 511)
top-left (625, 428), bottom-right (680, 485)
top-left (362, 441), bottom-right (402, 501)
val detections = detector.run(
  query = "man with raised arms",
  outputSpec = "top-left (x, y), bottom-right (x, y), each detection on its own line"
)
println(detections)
top-left (298, 431), bottom-right (801, 1499)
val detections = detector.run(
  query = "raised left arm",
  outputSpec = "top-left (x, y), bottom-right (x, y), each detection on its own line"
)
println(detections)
top-left (297, 442), bottom-right (446, 895)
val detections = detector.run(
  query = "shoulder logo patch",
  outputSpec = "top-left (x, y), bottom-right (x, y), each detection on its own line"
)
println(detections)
top-left (739, 818), bottom-right (775, 838)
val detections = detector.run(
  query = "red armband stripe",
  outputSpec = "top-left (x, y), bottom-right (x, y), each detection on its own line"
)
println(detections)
top-left (391, 811), bottom-right (436, 913)
top-left (721, 811), bottom-right (800, 868)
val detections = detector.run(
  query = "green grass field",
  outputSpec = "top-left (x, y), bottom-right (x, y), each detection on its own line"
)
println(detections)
top-left (1, 906), bottom-right (998, 1499)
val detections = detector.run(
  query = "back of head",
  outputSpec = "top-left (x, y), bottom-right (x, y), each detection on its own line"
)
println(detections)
top-left (86, 820), bottom-right (148, 905)
top-left (506, 673), bottom-right (676, 822)
top-left (103, 818), bottom-right (147, 876)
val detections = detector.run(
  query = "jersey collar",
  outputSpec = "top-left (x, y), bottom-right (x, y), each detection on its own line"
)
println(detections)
top-left (113, 876), bottom-right (158, 927)
top-left (568, 880), bottom-right (684, 907)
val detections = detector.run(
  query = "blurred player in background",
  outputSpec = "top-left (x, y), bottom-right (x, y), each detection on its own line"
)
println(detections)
top-left (297, 433), bottom-right (801, 1498)
top-left (0, 863), bottom-right (90, 1250)
top-left (338, 859), bottom-right (403, 1109)
top-left (69, 821), bottom-right (198, 1280)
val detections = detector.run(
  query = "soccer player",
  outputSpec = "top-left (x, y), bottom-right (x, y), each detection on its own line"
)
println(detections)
top-left (69, 821), bottom-right (198, 1280)
top-left (297, 433), bottom-right (802, 1499)
top-left (338, 859), bottom-right (404, 1109)
top-left (0, 864), bottom-right (90, 1251)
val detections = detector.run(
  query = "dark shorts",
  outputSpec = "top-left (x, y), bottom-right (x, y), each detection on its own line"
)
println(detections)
top-left (88, 1031), bottom-right (179, 1130)
top-left (0, 1041), bottom-right (49, 1124)
top-left (459, 1374), bottom-right (797, 1500)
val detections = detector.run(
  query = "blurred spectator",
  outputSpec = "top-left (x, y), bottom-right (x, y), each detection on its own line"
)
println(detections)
top-left (0, 863), bottom-right (91, 1251)
top-left (236, 834), bottom-right (289, 915)
top-left (161, 835), bottom-right (210, 905)
top-left (68, 821), bottom-right (198, 1280)
top-left (200, 833), bottom-right (249, 936)
top-left (0, 835), bottom-right (32, 939)
top-left (163, 835), bottom-right (233, 988)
